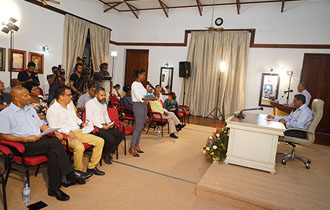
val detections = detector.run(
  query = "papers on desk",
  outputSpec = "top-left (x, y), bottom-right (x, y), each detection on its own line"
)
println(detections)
top-left (82, 122), bottom-right (94, 134)
top-left (40, 128), bottom-right (60, 136)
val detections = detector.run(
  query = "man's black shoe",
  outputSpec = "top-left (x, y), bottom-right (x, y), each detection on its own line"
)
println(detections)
top-left (170, 133), bottom-right (179, 138)
top-left (176, 124), bottom-right (186, 131)
top-left (48, 189), bottom-right (70, 201)
top-left (103, 155), bottom-right (112, 165)
top-left (74, 170), bottom-right (93, 180)
top-left (87, 167), bottom-right (105, 176)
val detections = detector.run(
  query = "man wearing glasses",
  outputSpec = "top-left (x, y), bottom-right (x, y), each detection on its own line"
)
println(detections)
top-left (46, 86), bottom-right (105, 176)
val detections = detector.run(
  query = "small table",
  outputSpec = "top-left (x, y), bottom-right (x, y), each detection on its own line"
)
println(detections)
top-left (225, 113), bottom-right (286, 174)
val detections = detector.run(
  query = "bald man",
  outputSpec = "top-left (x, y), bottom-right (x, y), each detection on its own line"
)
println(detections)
top-left (0, 87), bottom-right (90, 201)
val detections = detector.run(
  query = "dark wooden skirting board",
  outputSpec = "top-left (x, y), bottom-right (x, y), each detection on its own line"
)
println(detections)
top-left (24, 0), bottom-right (330, 49)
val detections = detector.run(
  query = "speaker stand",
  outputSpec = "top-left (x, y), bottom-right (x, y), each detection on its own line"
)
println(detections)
top-left (182, 77), bottom-right (186, 106)
top-left (207, 74), bottom-right (225, 120)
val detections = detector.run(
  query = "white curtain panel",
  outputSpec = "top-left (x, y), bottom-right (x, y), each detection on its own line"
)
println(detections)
top-left (62, 14), bottom-right (111, 82)
top-left (62, 14), bottom-right (89, 81)
top-left (89, 23), bottom-right (110, 73)
top-left (185, 31), bottom-right (249, 117)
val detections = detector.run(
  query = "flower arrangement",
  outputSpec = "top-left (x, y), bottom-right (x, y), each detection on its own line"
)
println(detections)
top-left (203, 127), bottom-right (229, 163)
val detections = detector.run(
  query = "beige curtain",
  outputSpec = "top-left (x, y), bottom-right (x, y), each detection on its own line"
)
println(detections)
top-left (89, 24), bottom-right (110, 73)
top-left (184, 31), bottom-right (249, 117)
top-left (62, 14), bottom-right (89, 80)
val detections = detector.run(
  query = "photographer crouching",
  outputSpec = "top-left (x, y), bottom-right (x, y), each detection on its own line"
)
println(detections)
top-left (47, 65), bottom-right (65, 104)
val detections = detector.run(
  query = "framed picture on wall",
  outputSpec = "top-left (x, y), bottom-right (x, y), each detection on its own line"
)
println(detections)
top-left (0, 48), bottom-right (5, 71)
top-left (258, 73), bottom-right (280, 107)
top-left (29, 52), bottom-right (44, 74)
top-left (9, 49), bottom-right (26, 72)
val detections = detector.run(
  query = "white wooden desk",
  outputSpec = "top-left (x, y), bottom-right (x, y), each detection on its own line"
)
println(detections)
top-left (225, 113), bottom-right (286, 174)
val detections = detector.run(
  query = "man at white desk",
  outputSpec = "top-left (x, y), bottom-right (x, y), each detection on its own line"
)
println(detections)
top-left (267, 94), bottom-right (313, 139)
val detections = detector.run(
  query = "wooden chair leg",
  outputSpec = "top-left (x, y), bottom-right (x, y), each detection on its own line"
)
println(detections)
top-left (35, 164), bottom-right (41, 177)
top-left (25, 166), bottom-right (30, 184)
top-left (116, 148), bottom-right (119, 160)
top-left (2, 177), bottom-right (7, 210)
top-left (124, 137), bottom-right (127, 156)
top-left (147, 124), bottom-right (151, 134)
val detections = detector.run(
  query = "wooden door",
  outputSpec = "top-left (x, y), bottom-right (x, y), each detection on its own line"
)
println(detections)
top-left (125, 49), bottom-right (149, 87)
top-left (300, 53), bottom-right (330, 145)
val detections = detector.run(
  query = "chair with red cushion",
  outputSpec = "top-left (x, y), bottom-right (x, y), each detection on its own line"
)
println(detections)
top-left (110, 94), bottom-right (120, 107)
top-left (179, 105), bottom-right (191, 124)
top-left (120, 101), bottom-right (135, 126)
top-left (108, 107), bottom-right (135, 157)
top-left (0, 140), bottom-right (48, 185)
top-left (0, 145), bottom-right (12, 210)
top-left (147, 104), bottom-right (169, 137)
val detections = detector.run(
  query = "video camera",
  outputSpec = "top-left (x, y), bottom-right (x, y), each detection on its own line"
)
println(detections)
top-left (53, 65), bottom-right (65, 75)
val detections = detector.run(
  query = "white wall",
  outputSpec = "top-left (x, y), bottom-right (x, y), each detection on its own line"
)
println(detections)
top-left (1, 0), bottom-right (329, 115)
top-left (0, 0), bottom-right (120, 93)
top-left (110, 0), bottom-right (330, 113)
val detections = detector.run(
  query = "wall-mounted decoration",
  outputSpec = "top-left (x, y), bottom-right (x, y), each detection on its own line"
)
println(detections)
top-left (258, 73), bottom-right (280, 107)
top-left (9, 49), bottom-right (26, 72)
top-left (160, 67), bottom-right (173, 95)
top-left (0, 48), bottom-right (6, 71)
top-left (29, 52), bottom-right (44, 74)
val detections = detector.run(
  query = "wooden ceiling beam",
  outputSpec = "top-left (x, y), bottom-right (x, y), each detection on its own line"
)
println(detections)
top-left (236, 0), bottom-right (241, 14)
top-left (281, 0), bottom-right (285, 12)
top-left (104, 2), bottom-right (123, 13)
top-left (196, 0), bottom-right (203, 16)
top-left (159, 0), bottom-right (169, 18)
top-left (124, 1), bottom-right (139, 19)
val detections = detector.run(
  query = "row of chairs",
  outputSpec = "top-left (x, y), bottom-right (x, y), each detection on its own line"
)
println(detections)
top-left (109, 95), bottom-right (191, 137)
top-left (0, 107), bottom-right (134, 210)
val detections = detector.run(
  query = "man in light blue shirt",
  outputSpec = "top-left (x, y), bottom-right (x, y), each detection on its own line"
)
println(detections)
top-left (267, 94), bottom-right (313, 138)
top-left (0, 87), bottom-right (88, 201)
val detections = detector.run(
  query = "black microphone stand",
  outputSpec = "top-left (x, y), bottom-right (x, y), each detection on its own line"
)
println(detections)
top-left (286, 71), bottom-right (293, 104)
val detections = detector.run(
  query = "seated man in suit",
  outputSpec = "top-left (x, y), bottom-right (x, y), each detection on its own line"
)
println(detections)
top-left (149, 91), bottom-right (185, 139)
top-left (0, 87), bottom-right (89, 201)
top-left (85, 87), bottom-right (125, 164)
top-left (267, 94), bottom-right (313, 139)
top-left (47, 86), bottom-right (105, 176)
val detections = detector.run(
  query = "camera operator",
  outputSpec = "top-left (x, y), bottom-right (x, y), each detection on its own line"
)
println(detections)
top-left (93, 63), bottom-right (112, 94)
top-left (47, 66), bottom-right (65, 104)
top-left (70, 63), bottom-right (87, 103)
top-left (72, 57), bottom-right (83, 74)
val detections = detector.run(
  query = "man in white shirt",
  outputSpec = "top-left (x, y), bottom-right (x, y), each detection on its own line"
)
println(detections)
top-left (47, 86), bottom-right (105, 176)
top-left (85, 87), bottom-right (124, 164)
top-left (267, 94), bottom-right (313, 139)
top-left (297, 82), bottom-right (311, 106)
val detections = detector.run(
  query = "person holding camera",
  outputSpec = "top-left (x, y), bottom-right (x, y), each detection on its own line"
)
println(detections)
top-left (17, 61), bottom-right (40, 85)
top-left (47, 66), bottom-right (65, 104)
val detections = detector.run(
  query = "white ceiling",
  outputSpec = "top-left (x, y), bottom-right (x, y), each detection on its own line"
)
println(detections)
top-left (100, 0), bottom-right (304, 15)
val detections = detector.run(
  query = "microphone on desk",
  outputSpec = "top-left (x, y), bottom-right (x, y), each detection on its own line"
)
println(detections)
top-left (234, 107), bottom-right (264, 119)
top-left (283, 89), bottom-right (293, 93)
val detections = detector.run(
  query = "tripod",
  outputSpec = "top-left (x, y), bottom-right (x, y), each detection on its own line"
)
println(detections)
top-left (207, 73), bottom-right (225, 120)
